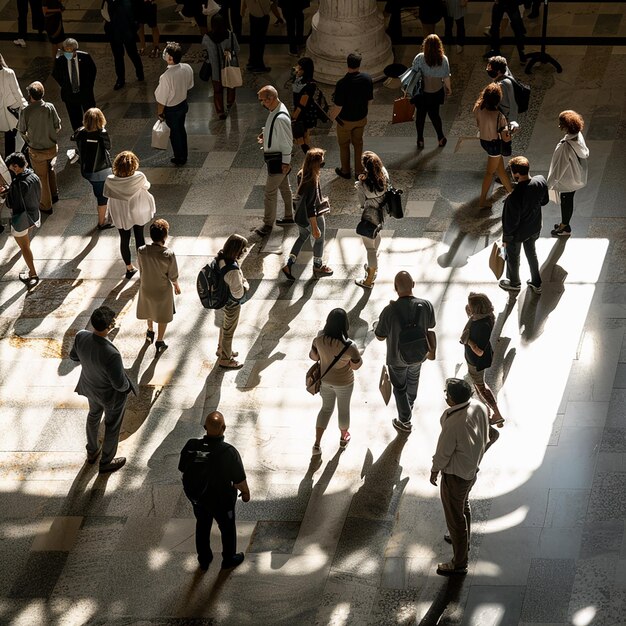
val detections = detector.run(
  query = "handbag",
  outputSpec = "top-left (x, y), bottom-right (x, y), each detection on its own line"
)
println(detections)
top-left (306, 342), bottom-right (352, 395)
top-left (392, 96), bottom-right (415, 125)
top-left (221, 36), bottom-right (242, 89)
top-left (379, 365), bottom-right (392, 406)
top-left (489, 241), bottom-right (506, 279)
top-left (383, 186), bottom-right (404, 219)
top-left (199, 60), bottom-right (212, 82)
top-left (263, 110), bottom-right (290, 174)
top-left (356, 219), bottom-right (381, 239)
top-left (151, 120), bottom-right (170, 150)
top-left (7, 106), bottom-right (20, 120)
top-left (498, 113), bottom-right (512, 157)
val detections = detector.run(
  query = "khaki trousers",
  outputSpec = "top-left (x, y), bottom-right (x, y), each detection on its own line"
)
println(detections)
top-left (29, 145), bottom-right (58, 210)
top-left (336, 117), bottom-right (367, 176)
top-left (440, 472), bottom-right (477, 569)
top-left (263, 169), bottom-right (292, 228)
top-left (218, 302), bottom-right (240, 360)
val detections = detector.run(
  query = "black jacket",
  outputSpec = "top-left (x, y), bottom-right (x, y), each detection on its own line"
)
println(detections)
top-left (52, 51), bottom-right (97, 104)
top-left (502, 175), bottom-right (548, 243)
top-left (73, 128), bottom-right (112, 175)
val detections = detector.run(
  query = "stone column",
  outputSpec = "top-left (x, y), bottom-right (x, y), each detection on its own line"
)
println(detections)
top-left (306, 0), bottom-right (393, 85)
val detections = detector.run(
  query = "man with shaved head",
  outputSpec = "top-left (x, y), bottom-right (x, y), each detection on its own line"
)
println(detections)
top-left (179, 410), bottom-right (250, 571)
top-left (375, 271), bottom-right (436, 433)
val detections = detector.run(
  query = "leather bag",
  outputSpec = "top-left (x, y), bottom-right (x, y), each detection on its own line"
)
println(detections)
top-left (392, 96), bottom-right (415, 124)
top-left (489, 241), bottom-right (505, 279)
top-left (306, 342), bottom-right (351, 395)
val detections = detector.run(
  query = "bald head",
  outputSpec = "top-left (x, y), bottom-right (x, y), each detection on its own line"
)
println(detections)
top-left (204, 411), bottom-right (226, 437)
top-left (394, 271), bottom-right (414, 297)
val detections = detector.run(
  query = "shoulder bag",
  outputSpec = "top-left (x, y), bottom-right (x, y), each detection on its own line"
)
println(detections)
top-left (221, 33), bottom-right (243, 89)
top-left (264, 110), bottom-right (290, 175)
top-left (498, 112), bottom-right (512, 157)
top-left (305, 341), bottom-right (351, 395)
top-left (383, 186), bottom-right (404, 219)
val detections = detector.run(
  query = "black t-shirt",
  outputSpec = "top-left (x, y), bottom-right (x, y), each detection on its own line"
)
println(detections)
top-left (333, 72), bottom-right (374, 122)
top-left (178, 435), bottom-right (246, 508)
top-left (464, 317), bottom-right (494, 371)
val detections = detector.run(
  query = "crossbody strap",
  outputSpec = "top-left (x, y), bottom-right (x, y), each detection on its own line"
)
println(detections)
top-left (319, 341), bottom-right (352, 382)
top-left (267, 110), bottom-right (289, 150)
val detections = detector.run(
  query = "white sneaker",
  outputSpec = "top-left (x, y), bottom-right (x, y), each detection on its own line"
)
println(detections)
top-left (13, 39), bottom-right (26, 48)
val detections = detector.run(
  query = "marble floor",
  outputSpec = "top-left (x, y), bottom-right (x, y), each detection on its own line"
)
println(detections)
top-left (0, 29), bottom-right (625, 626)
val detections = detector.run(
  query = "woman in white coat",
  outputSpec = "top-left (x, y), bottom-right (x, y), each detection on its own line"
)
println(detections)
top-left (0, 54), bottom-right (28, 157)
top-left (547, 110), bottom-right (590, 237)
top-left (104, 151), bottom-right (156, 278)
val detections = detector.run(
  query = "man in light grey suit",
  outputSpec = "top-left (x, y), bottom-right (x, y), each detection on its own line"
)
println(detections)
top-left (70, 306), bottom-right (135, 473)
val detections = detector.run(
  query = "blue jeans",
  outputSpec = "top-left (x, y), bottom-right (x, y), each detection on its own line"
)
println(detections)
top-left (164, 100), bottom-right (189, 162)
top-left (388, 363), bottom-right (422, 423)
top-left (289, 214), bottom-right (325, 261)
top-left (505, 231), bottom-right (541, 287)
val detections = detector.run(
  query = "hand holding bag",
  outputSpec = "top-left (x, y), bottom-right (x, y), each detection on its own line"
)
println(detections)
top-left (306, 342), bottom-right (351, 395)
top-left (379, 365), bottom-right (392, 405)
top-left (392, 95), bottom-right (415, 124)
top-left (221, 38), bottom-right (242, 89)
top-left (151, 120), bottom-right (170, 150)
top-left (489, 241), bottom-right (506, 279)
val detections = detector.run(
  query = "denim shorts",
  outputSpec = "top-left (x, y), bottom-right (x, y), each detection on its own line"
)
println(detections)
top-left (480, 139), bottom-right (502, 157)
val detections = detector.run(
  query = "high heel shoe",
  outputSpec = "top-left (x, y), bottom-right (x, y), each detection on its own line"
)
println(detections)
top-left (155, 340), bottom-right (168, 354)
top-left (146, 330), bottom-right (155, 344)
top-left (438, 137), bottom-right (447, 147)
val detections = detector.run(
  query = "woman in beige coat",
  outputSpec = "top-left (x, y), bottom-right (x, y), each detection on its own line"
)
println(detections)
top-left (137, 218), bottom-right (180, 354)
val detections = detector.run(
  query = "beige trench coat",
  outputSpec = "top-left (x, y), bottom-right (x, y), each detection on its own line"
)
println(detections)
top-left (137, 244), bottom-right (179, 323)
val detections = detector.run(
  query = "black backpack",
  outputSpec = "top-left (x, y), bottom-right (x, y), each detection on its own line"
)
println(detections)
top-left (383, 186), bottom-right (404, 219)
top-left (181, 442), bottom-right (231, 506)
top-left (197, 258), bottom-right (238, 310)
top-left (310, 84), bottom-right (331, 124)
top-left (395, 300), bottom-right (431, 365)
top-left (507, 73), bottom-right (531, 114)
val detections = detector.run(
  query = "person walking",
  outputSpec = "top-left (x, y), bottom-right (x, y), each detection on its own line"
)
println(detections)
top-left (103, 151), bottom-right (156, 279)
top-left (42, 0), bottom-right (65, 57)
top-left (214, 234), bottom-right (249, 369)
top-left (137, 219), bottom-right (180, 355)
top-left (291, 57), bottom-right (318, 154)
top-left (0, 152), bottom-right (41, 286)
top-left (500, 156), bottom-right (548, 294)
top-left (17, 81), bottom-right (61, 214)
top-left (280, 148), bottom-right (333, 280)
top-left (444, 0), bottom-right (467, 53)
top-left (485, 0), bottom-right (527, 63)
top-left (473, 83), bottom-right (513, 209)
top-left (155, 42), bottom-right (194, 166)
top-left (355, 151), bottom-right (389, 289)
top-left (430, 378), bottom-right (489, 576)
top-left (332, 53), bottom-right (373, 179)
top-left (309, 308), bottom-right (362, 456)
top-left (179, 410), bottom-right (250, 571)
top-left (219, 0), bottom-right (242, 37)
top-left (460, 292), bottom-right (505, 427)
top-left (278, 0), bottom-right (306, 55)
top-left (14, 0), bottom-right (44, 48)
top-left (242, 0), bottom-right (273, 73)
top-left (203, 13), bottom-right (240, 120)
top-left (104, 0), bottom-right (144, 91)
top-left (547, 110), bottom-right (590, 238)
top-left (0, 55), bottom-right (28, 158)
top-left (486, 55), bottom-right (520, 130)
top-left (51, 38), bottom-right (97, 133)
top-left (375, 271), bottom-right (436, 433)
top-left (255, 85), bottom-right (293, 237)
top-left (417, 0), bottom-right (445, 36)
top-left (73, 108), bottom-right (113, 230)
top-left (70, 306), bottom-right (135, 473)
top-left (404, 34), bottom-right (452, 150)
top-left (136, 0), bottom-right (160, 57)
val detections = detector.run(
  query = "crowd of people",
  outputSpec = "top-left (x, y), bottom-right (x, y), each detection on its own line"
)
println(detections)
top-left (0, 7), bottom-right (591, 581)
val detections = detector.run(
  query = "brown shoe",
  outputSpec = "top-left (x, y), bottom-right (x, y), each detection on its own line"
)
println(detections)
top-left (99, 457), bottom-right (126, 473)
top-left (218, 358), bottom-right (244, 369)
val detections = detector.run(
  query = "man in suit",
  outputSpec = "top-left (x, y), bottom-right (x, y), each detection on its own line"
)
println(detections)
top-left (51, 38), bottom-right (97, 132)
top-left (70, 306), bottom-right (135, 473)
top-left (104, 0), bottom-right (144, 90)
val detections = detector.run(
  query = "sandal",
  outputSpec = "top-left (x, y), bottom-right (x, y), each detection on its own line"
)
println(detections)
top-left (19, 271), bottom-right (39, 287)
top-left (339, 431), bottom-right (351, 448)
top-left (146, 330), bottom-right (155, 344)
top-left (218, 358), bottom-right (244, 369)
top-left (216, 350), bottom-right (238, 357)
top-left (312, 444), bottom-right (321, 456)
top-left (489, 416), bottom-right (505, 428)
top-left (436, 561), bottom-right (468, 576)
top-left (355, 279), bottom-right (374, 289)
top-left (138, 47), bottom-right (146, 56)
top-left (155, 340), bottom-right (168, 354)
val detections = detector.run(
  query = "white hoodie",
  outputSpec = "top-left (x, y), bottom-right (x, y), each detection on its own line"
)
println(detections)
top-left (104, 171), bottom-right (156, 230)
top-left (547, 132), bottom-right (590, 194)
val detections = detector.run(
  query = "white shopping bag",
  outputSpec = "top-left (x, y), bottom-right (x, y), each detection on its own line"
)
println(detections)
top-left (152, 120), bottom-right (170, 150)
top-left (202, 0), bottom-right (221, 17)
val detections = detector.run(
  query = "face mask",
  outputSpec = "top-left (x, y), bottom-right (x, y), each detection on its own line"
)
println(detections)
top-left (486, 69), bottom-right (498, 78)
top-left (63, 51), bottom-right (74, 60)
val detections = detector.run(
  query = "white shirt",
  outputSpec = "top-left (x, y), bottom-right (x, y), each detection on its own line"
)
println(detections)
top-left (431, 400), bottom-right (489, 480)
top-left (154, 63), bottom-right (194, 107)
top-left (263, 102), bottom-right (293, 165)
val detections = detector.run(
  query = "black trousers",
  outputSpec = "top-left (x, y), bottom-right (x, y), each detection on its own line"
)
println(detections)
top-left (282, 6), bottom-right (304, 52)
top-left (110, 36), bottom-right (144, 83)
top-left (17, 0), bottom-right (44, 37)
top-left (164, 100), bottom-right (189, 162)
top-left (489, 1), bottom-right (526, 55)
top-left (65, 95), bottom-right (97, 131)
top-left (414, 90), bottom-right (445, 141)
top-left (505, 231), bottom-right (541, 287)
top-left (248, 14), bottom-right (270, 69)
top-left (118, 225), bottom-right (145, 266)
top-left (4, 130), bottom-right (17, 158)
top-left (192, 503), bottom-right (237, 563)
top-left (560, 191), bottom-right (575, 225)
top-left (444, 16), bottom-right (465, 47)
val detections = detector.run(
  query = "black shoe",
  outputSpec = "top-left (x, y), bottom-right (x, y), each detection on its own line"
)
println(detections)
top-left (40, 207), bottom-right (53, 215)
top-left (526, 280), bottom-right (542, 295)
top-left (392, 418), bottom-right (412, 433)
top-left (519, 52), bottom-right (527, 63)
top-left (276, 217), bottom-right (295, 226)
top-left (170, 158), bottom-right (187, 166)
top-left (125, 268), bottom-right (138, 280)
top-left (51, 194), bottom-right (59, 204)
top-left (281, 265), bottom-right (295, 281)
top-left (113, 80), bottom-right (125, 91)
top-left (198, 554), bottom-right (213, 571)
top-left (99, 457), bottom-right (126, 473)
top-left (221, 552), bottom-right (244, 570)
top-left (97, 222), bottom-right (114, 231)
top-left (334, 167), bottom-right (351, 180)
top-left (499, 279), bottom-right (521, 292)
top-left (155, 340), bottom-right (168, 354)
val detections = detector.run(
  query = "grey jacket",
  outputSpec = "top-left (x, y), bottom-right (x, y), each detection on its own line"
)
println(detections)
top-left (70, 330), bottom-right (136, 406)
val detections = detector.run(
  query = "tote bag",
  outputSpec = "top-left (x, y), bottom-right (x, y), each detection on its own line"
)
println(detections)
top-left (221, 46), bottom-right (242, 89)
top-left (151, 120), bottom-right (170, 150)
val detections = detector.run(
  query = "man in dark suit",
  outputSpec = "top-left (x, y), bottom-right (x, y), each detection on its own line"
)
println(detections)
top-left (104, 0), bottom-right (144, 90)
top-left (52, 38), bottom-right (97, 132)
top-left (70, 306), bottom-right (136, 473)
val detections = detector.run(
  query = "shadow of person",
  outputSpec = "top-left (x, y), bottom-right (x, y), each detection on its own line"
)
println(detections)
top-left (347, 287), bottom-right (374, 351)
top-left (58, 459), bottom-right (114, 516)
top-left (418, 576), bottom-right (465, 626)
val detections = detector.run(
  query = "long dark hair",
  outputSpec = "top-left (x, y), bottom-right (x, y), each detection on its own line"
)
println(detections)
top-left (297, 56), bottom-right (314, 83)
top-left (297, 147), bottom-right (325, 195)
top-left (209, 13), bottom-right (229, 43)
top-left (362, 151), bottom-right (386, 193)
top-left (423, 34), bottom-right (444, 67)
top-left (322, 308), bottom-right (350, 342)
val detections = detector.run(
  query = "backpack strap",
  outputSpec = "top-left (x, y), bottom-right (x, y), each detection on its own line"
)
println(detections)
top-left (319, 341), bottom-right (352, 382)
top-left (267, 110), bottom-right (290, 150)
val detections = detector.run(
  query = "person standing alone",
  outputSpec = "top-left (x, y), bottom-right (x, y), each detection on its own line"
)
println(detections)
top-left (155, 42), bottom-right (194, 166)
